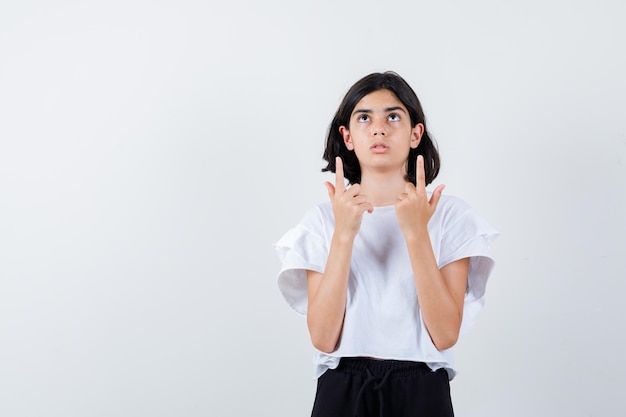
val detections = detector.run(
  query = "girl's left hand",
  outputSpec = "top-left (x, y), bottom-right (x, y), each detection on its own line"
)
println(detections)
top-left (395, 155), bottom-right (445, 238)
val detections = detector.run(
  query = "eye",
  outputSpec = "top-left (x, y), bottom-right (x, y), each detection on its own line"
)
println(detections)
top-left (388, 113), bottom-right (401, 122)
top-left (357, 114), bottom-right (370, 122)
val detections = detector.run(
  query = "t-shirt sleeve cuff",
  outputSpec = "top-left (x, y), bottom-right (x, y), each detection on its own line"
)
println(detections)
top-left (274, 224), bottom-right (328, 315)
top-left (440, 233), bottom-right (499, 336)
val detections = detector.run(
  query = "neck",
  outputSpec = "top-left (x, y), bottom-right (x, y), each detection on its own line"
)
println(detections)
top-left (358, 168), bottom-right (409, 207)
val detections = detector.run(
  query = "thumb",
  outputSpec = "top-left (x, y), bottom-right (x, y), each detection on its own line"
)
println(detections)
top-left (429, 184), bottom-right (446, 209)
top-left (324, 181), bottom-right (336, 200)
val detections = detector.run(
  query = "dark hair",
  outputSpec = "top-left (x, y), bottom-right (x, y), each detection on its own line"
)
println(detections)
top-left (322, 71), bottom-right (440, 186)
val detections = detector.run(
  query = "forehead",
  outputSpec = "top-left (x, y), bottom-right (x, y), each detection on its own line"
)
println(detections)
top-left (352, 89), bottom-right (406, 114)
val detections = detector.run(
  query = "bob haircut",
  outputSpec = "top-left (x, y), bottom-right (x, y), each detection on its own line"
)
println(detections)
top-left (322, 71), bottom-right (440, 186)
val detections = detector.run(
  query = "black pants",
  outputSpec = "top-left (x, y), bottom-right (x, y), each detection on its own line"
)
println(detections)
top-left (311, 357), bottom-right (454, 417)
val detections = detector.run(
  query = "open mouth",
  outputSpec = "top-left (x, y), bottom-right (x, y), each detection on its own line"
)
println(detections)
top-left (370, 143), bottom-right (389, 152)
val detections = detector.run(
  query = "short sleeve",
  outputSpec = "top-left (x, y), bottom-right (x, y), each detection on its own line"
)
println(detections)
top-left (274, 206), bottom-right (329, 315)
top-left (438, 197), bottom-right (499, 336)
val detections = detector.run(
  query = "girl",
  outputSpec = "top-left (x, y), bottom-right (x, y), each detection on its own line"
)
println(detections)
top-left (275, 72), bottom-right (498, 417)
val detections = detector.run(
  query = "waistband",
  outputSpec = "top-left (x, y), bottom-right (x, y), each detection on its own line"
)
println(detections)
top-left (336, 357), bottom-right (433, 378)
top-left (334, 357), bottom-right (434, 417)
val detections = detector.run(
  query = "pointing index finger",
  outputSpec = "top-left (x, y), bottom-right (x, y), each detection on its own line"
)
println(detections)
top-left (416, 154), bottom-right (426, 187)
top-left (335, 157), bottom-right (346, 193)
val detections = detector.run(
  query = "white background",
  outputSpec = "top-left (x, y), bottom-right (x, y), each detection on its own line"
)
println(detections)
top-left (1, 0), bottom-right (625, 416)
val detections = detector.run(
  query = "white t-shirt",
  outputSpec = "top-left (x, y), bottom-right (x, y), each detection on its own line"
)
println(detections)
top-left (275, 194), bottom-right (498, 380)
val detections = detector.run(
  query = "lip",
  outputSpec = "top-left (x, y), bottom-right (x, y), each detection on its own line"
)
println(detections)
top-left (370, 142), bottom-right (389, 153)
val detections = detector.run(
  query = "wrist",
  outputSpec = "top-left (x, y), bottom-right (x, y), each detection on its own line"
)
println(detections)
top-left (332, 231), bottom-right (356, 246)
top-left (403, 226), bottom-right (430, 243)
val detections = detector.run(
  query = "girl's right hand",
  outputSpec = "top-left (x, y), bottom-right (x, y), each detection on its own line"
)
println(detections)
top-left (324, 157), bottom-right (374, 240)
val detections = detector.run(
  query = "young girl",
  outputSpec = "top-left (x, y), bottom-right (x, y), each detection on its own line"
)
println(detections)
top-left (275, 72), bottom-right (498, 417)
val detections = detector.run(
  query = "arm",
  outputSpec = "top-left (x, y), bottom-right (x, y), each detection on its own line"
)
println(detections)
top-left (306, 157), bottom-right (373, 353)
top-left (305, 236), bottom-right (352, 353)
top-left (395, 155), bottom-right (468, 350)
top-left (405, 234), bottom-right (469, 350)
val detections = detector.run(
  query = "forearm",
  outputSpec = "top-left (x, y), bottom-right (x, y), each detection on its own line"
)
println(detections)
top-left (306, 233), bottom-right (353, 353)
top-left (405, 229), bottom-right (463, 350)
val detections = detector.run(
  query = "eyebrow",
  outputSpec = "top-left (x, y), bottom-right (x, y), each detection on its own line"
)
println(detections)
top-left (352, 106), bottom-right (407, 115)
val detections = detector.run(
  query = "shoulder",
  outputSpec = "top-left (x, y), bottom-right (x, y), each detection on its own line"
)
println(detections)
top-left (436, 194), bottom-right (470, 210)
top-left (297, 201), bottom-right (334, 232)
top-left (303, 201), bottom-right (332, 221)
top-left (433, 194), bottom-right (499, 242)
top-left (432, 194), bottom-right (473, 224)
top-left (275, 202), bottom-right (334, 255)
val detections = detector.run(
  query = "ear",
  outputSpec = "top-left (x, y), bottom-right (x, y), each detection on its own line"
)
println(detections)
top-left (339, 126), bottom-right (354, 151)
top-left (410, 123), bottom-right (424, 149)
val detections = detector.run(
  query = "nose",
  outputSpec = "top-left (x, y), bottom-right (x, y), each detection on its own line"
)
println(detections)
top-left (372, 120), bottom-right (386, 136)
